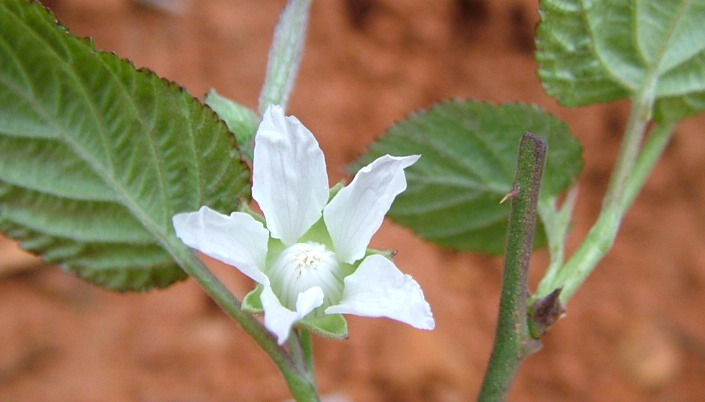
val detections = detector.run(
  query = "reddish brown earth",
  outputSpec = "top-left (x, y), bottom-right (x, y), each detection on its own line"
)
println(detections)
top-left (2, 1), bottom-right (705, 401)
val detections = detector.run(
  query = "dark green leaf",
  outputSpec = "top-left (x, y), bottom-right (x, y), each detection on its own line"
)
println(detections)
top-left (538, 0), bottom-right (705, 121)
top-left (0, 0), bottom-right (250, 291)
top-left (354, 100), bottom-right (582, 255)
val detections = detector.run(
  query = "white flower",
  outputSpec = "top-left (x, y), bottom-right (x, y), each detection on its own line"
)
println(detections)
top-left (173, 105), bottom-right (434, 344)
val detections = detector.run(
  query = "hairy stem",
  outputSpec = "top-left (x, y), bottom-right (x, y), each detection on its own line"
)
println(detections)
top-left (551, 121), bottom-right (675, 302)
top-left (536, 188), bottom-right (578, 290)
top-left (301, 329), bottom-right (316, 382)
top-left (289, 329), bottom-right (319, 400)
top-left (535, 82), bottom-right (676, 303)
top-left (289, 329), bottom-right (318, 391)
top-left (166, 237), bottom-right (319, 401)
top-left (478, 133), bottom-right (546, 401)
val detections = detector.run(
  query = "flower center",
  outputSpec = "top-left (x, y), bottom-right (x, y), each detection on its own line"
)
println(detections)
top-left (294, 244), bottom-right (326, 269)
top-left (268, 242), bottom-right (344, 311)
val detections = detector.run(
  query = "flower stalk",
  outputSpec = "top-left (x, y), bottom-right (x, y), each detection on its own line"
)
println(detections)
top-left (164, 236), bottom-right (319, 401)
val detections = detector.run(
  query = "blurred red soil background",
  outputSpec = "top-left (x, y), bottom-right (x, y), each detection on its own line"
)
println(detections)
top-left (1, 0), bottom-right (705, 401)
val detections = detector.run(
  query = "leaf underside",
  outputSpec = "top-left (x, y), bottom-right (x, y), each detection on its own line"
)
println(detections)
top-left (0, 0), bottom-right (250, 291)
top-left (354, 100), bottom-right (583, 256)
top-left (538, 0), bottom-right (705, 121)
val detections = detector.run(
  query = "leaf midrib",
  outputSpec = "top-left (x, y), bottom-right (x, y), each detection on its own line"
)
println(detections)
top-left (583, 0), bottom-right (697, 97)
top-left (648, 0), bottom-right (693, 77)
top-left (580, 0), bottom-right (636, 91)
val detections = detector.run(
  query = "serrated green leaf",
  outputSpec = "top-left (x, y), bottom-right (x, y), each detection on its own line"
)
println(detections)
top-left (538, 0), bottom-right (705, 121)
top-left (0, 0), bottom-right (250, 291)
top-left (205, 89), bottom-right (259, 160)
top-left (354, 100), bottom-right (583, 255)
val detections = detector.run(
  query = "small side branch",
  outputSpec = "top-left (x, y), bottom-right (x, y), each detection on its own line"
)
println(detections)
top-left (478, 132), bottom-right (546, 401)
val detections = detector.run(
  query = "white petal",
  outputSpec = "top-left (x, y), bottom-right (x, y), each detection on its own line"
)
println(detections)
top-left (261, 285), bottom-right (324, 345)
top-left (252, 105), bottom-right (329, 245)
top-left (325, 254), bottom-right (434, 330)
top-left (172, 206), bottom-right (270, 285)
top-left (323, 155), bottom-right (419, 263)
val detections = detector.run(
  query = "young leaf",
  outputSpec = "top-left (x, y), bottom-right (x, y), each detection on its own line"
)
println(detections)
top-left (258, 0), bottom-right (312, 113)
top-left (538, 0), bottom-right (705, 121)
top-left (353, 100), bottom-right (582, 255)
top-left (0, 0), bottom-right (250, 291)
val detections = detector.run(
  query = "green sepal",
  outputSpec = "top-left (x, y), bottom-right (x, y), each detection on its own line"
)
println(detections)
top-left (298, 217), bottom-right (334, 251)
top-left (298, 313), bottom-right (349, 340)
top-left (365, 247), bottom-right (396, 261)
top-left (205, 89), bottom-right (260, 160)
top-left (328, 182), bottom-right (344, 201)
top-left (237, 200), bottom-right (266, 225)
top-left (242, 285), bottom-right (264, 313)
top-left (242, 284), bottom-right (349, 340)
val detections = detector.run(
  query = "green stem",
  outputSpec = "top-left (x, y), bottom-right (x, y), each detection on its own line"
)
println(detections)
top-left (289, 329), bottom-right (318, 396)
top-left (623, 122), bottom-right (676, 209)
top-left (166, 237), bottom-right (319, 401)
top-left (536, 187), bottom-right (578, 290)
top-left (478, 133), bottom-right (546, 401)
top-left (552, 121), bottom-right (675, 302)
top-left (301, 329), bottom-right (316, 381)
top-left (535, 84), bottom-right (676, 303)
